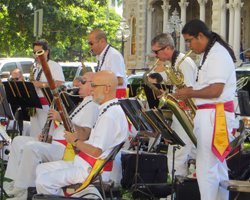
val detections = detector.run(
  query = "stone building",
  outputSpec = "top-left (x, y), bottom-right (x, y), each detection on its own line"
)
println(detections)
top-left (122, 0), bottom-right (250, 72)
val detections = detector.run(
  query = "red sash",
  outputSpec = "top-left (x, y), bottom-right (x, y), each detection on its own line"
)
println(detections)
top-left (78, 151), bottom-right (113, 171)
top-left (39, 97), bottom-right (49, 105)
top-left (197, 101), bottom-right (234, 162)
top-left (116, 88), bottom-right (126, 99)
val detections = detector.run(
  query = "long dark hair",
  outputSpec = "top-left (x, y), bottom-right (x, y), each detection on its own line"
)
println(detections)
top-left (182, 19), bottom-right (236, 62)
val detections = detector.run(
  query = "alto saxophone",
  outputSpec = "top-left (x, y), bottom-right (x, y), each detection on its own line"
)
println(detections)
top-left (162, 50), bottom-right (197, 119)
top-left (159, 50), bottom-right (197, 146)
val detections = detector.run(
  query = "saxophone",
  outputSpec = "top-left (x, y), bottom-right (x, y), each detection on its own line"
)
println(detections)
top-left (160, 50), bottom-right (197, 119)
top-left (159, 50), bottom-right (197, 146)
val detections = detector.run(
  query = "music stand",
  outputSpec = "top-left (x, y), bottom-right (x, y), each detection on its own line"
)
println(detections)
top-left (3, 81), bottom-right (42, 136)
top-left (119, 98), bottom-right (184, 199)
top-left (0, 84), bottom-right (14, 120)
top-left (41, 87), bottom-right (78, 115)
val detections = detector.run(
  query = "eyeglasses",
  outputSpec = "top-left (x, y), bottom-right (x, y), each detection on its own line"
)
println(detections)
top-left (152, 46), bottom-right (167, 55)
top-left (91, 83), bottom-right (109, 88)
top-left (185, 37), bottom-right (196, 44)
top-left (88, 41), bottom-right (98, 46)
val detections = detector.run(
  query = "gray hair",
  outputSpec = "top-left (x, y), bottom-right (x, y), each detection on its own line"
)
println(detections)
top-left (151, 33), bottom-right (175, 49)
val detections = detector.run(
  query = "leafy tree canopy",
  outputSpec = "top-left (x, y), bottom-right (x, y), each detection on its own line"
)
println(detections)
top-left (0, 0), bottom-right (122, 61)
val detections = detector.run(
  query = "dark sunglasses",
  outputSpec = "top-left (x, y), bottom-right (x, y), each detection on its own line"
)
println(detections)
top-left (152, 46), bottom-right (167, 55)
top-left (79, 79), bottom-right (91, 85)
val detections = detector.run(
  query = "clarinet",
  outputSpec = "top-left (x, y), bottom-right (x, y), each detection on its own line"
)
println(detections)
top-left (35, 50), bottom-right (77, 154)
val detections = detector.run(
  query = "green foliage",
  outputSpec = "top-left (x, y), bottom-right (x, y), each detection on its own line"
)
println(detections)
top-left (0, 0), bottom-right (122, 61)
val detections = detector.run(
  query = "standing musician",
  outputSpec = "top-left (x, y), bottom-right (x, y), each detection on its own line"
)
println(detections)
top-left (151, 33), bottom-right (197, 178)
top-left (36, 70), bottom-right (128, 196)
top-left (30, 39), bottom-right (65, 137)
top-left (175, 19), bottom-right (237, 200)
top-left (88, 29), bottom-right (127, 98)
top-left (4, 72), bottom-right (99, 200)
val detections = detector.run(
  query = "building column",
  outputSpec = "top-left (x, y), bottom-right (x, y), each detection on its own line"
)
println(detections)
top-left (178, 0), bottom-right (189, 52)
top-left (220, 0), bottom-right (227, 40)
top-left (227, 0), bottom-right (234, 47)
top-left (146, 6), bottom-right (154, 54)
top-left (233, 0), bottom-right (244, 62)
top-left (162, 0), bottom-right (171, 33)
top-left (197, 0), bottom-right (207, 22)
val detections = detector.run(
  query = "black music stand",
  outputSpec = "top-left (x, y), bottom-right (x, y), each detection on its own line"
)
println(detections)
top-left (41, 87), bottom-right (77, 114)
top-left (3, 81), bottom-right (42, 136)
top-left (119, 98), bottom-right (184, 199)
top-left (0, 84), bottom-right (14, 120)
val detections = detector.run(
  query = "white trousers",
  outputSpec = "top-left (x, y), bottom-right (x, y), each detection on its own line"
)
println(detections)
top-left (5, 136), bottom-right (65, 189)
top-left (30, 106), bottom-right (50, 137)
top-left (194, 109), bottom-right (235, 200)
top-left (36, 156), bottom-right (111, 195)
top-left (36, 157), bottom-right (89, 195)
top-left (168, 116), bottom-right (196, 177)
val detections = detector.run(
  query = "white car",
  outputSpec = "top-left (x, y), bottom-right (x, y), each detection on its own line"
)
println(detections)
top-left (59, 61), bottom-right (97, 88)
top-left (0, 57), bottom-right (34, 81)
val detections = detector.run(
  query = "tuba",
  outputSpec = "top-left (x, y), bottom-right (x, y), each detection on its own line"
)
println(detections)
top-left (159, 50), bottom-right (197, 146)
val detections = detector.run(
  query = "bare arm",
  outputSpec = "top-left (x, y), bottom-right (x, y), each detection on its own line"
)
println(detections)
top-left (174, 83), bottom-right (225, 100)
top-left (74, 125), bottom-right (91, 141)
top-left (64, 131), bottom-right (102, 157)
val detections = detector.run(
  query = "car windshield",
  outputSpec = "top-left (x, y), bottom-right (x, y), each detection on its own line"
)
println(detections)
top-left (62, 67), bottom-right (78, 82)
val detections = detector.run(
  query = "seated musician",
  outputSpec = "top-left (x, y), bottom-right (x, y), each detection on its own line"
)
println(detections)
top-left (4, 72), bottom-right (99, 200)
top-left (8, 68), bottom-right (30, 135)
top-left (10, 68), bottom-right (24, 81)
top-left (35, 70), bottom-right (128, 197)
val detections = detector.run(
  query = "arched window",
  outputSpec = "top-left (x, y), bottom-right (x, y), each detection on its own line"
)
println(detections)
top-left (131, 17), bottom-right (136, 55)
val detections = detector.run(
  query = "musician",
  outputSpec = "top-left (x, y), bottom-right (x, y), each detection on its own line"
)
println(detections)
top-left (30, 39), bottom-right (65, 137)
top-left (10, 68), bottom-right (24, 81)
top-left (36, 70), bottom-right (128, 196)
top-left (175, 19), bottom-right (237, 200)
top-left (88, 29), bottom-right (127, 98)
top-left (8, 68), bottom-right (31, 134)
top-left (151, 33), bottom-right (197, 178)
top-left (148, 72), bottom-right (163, 84)
top-left (4, 72), bottom-right (99, 200)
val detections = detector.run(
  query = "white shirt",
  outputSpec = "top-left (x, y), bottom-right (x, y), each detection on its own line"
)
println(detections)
top-left (77, 98), bottom-right (128, 160)
top-left (52, 96), bottom-right (99, 141)
top-left (194, 42), bottom-right (236, 105)
top-left (96, 45), bottom-right (127, 88)
top-left (34, 60), bottom-right (65, 97)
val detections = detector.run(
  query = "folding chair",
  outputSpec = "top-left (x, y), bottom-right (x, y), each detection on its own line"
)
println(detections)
top-left (33, 141), bottom-right (125, 200)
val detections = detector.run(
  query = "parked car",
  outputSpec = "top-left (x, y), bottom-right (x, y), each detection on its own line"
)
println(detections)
top-left (127, 72), bottom-right (145, 85)
top-left (0, 57), bottom-right (34, 80)
top-left (59, 62), bottom-right (97, 88)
